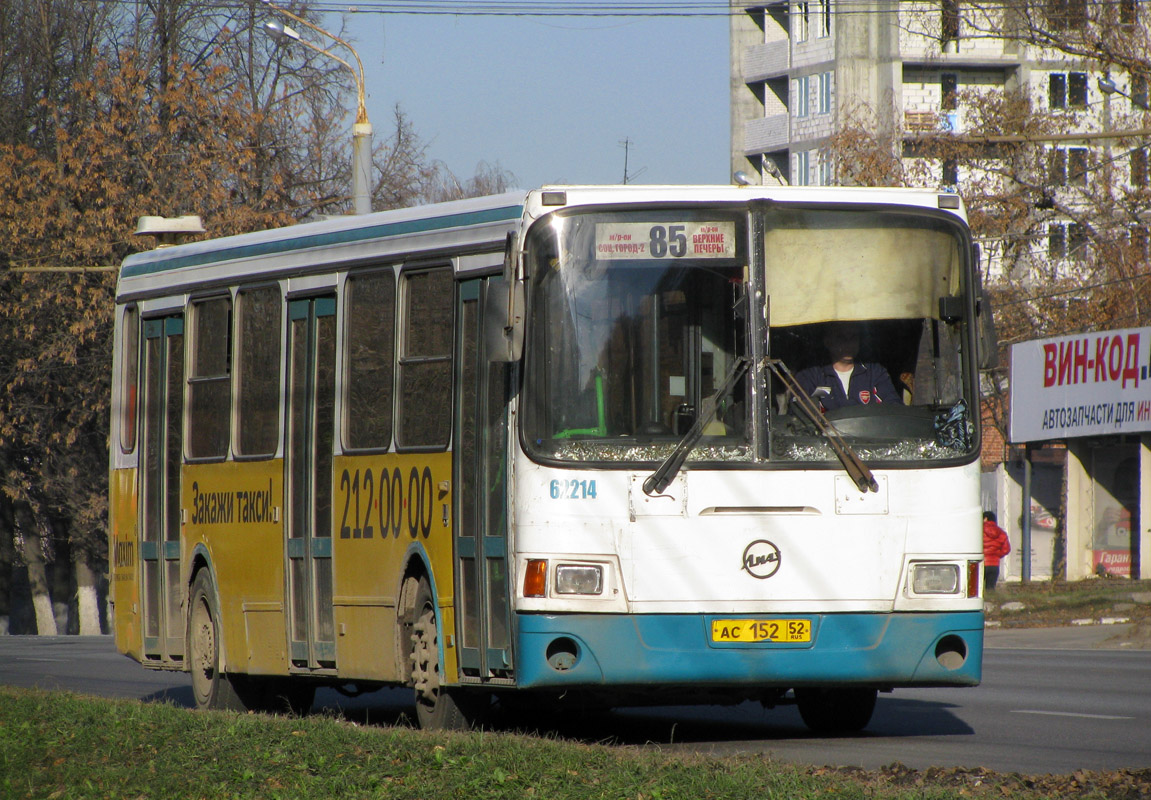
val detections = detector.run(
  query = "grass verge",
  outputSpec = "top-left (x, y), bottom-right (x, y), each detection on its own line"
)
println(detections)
top-left (1, 686), bottom-right (1143, 800)
top-left (985, 578), bottom-right (1151, 627)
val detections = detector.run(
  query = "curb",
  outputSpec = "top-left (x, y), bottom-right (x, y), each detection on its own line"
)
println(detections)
top-left (986, 616), bottom-right (1132, 628)
top-left (984, 621), bottom-right (1150, 650)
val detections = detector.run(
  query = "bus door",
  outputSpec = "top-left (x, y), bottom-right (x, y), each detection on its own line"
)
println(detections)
top-left (285, 297), bottom-right (337, 670)
top-left (140, 316), bottom-right (185, 663)
top-left (454, 279), bottom-right (514, 680)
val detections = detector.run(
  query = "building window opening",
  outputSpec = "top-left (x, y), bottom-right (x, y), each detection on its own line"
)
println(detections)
top-left (1068, 72), bottom-right (1088, 107)
top-left (942, 73), bottom-right (958, 110)
top-left (941, 0), bottom-right (960, 45)
top-left (1048, 223), bottom-right (1066, 259)
top-left (1049, 72), bottom-right (1087, 110)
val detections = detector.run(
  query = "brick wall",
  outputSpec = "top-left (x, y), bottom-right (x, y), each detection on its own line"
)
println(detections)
top-left (981, 395), bottom-right (1009, 469)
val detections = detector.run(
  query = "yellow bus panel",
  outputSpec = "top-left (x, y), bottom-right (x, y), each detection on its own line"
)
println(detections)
top-left (332, 452), bottom-right (456, 683)
top-left (109, 467), bottom-right (141, 660)
top-left (182, 459), bottom-right (286, 675)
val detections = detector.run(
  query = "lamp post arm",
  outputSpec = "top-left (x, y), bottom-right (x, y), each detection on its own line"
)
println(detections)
top-left (1099, 76), bottom-right (1150, 112)
top-left (261, 0), bottom-right (367, 124)
top-left (260, 0), bottom-right (373, 214)
top-left (276, 31), bottom-right (359, 106)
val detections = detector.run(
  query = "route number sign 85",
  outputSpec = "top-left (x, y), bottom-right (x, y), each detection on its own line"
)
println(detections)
top-left (594, 221), bottom-right (735, 260)
top-left (648, 225), bottom-right (688, 258)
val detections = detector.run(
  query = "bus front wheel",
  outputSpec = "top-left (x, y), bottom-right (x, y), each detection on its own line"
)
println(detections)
top-left (795, 687), bottom-right (877, 734)
top-left (407, 577), bottom-right (486, 730)
top-left (188, 570), bottom-right (246, 712)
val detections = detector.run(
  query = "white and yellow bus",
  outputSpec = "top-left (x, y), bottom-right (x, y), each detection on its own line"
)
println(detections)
top-left (110, 185), bottom-right (992, 731)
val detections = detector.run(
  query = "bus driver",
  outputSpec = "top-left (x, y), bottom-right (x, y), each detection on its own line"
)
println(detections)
top-left (795, 321), bottom-right (902, 411)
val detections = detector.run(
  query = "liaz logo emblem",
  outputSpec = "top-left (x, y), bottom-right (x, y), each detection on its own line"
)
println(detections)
top-left (742, 540), bottom-right (782, 579)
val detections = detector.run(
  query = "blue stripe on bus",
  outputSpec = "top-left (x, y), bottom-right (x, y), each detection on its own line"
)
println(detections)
top-left (514, 611), bottom-right (983, 689)
top-left (120, 205), bottom-right (523, 278)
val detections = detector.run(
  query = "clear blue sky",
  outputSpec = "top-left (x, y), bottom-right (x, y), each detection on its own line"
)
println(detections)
top-left (327, 9), bottom-right (731, 189)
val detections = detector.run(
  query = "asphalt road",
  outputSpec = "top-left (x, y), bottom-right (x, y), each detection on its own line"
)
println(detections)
top-left (2, 627), bottom-right (1149, 775)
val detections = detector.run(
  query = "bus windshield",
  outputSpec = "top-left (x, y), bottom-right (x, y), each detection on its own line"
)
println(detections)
top-left (764, 208), bottom-right (974, 464)
top-left (522, 204), bottom-right (977, 466)
top-left (524, 209), bottom-right (751, 463)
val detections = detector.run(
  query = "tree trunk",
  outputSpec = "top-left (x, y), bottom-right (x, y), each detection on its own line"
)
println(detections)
top-left (74, 556), bottom-right (102, 635)
top-left (26, 557), bottom-right (58, 636)
top-left (0, 495), bottom-right (14, 633)
top-left (16, 502), bottom-right (58, 636)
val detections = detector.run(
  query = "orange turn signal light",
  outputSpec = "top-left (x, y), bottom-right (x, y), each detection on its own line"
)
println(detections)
top-left (967, 561), bottom-right (981, 598)
top-left (524, 559), bottom-right (548, 598)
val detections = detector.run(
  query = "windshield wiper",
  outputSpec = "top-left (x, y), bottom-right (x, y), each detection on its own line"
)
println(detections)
top-left (643, 356), bottom-right (750, 496)
top-left (764, 358), bottom-right (878, 493)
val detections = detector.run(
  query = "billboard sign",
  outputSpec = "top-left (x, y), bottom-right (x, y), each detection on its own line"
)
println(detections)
top-left (1009, 326), bottom-right (1151, 442)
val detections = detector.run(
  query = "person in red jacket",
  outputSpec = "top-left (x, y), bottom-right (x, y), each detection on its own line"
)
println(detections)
top-left (982, 511), bottom-right (1012, 591)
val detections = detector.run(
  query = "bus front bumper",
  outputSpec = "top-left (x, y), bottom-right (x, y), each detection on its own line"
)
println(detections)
top-left (514, 611), bottom-right (983, 690)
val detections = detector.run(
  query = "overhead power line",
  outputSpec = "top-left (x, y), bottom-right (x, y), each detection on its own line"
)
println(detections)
top-left (298, 1), bottom-right (737, 15)
top-left (992, 269), bottom-right (1151, 308)
top-left (283, 0), bottom-right (1151, 17)
top-left (96, 0), bottom-right (1151, 20)
top-left (93, 0), bottom-right (737, 16)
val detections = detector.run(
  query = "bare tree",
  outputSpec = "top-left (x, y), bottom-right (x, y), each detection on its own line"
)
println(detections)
top-left (0, 0), bottom-right (118, 151)
top-left (0, 53), bottom-right (296, 634)
top-left (0, 0), bottom-right (521, 634)
top-left (426, 159), bottom-right (519, 204)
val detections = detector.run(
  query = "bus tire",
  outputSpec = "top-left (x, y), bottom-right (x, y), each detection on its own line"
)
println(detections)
top-left (407, 577), bottom-right (486, 730)
top-left (187, 570), bottom-right (245, 712)
top-left (795, 687), bottom-right (877, 734)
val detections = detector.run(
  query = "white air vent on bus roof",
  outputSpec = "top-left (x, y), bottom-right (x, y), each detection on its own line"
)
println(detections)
top-left (134, 215), bottom-right (205, 248)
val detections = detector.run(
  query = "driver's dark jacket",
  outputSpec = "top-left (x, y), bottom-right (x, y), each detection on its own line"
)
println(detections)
top-left (794, 362), bottom-right (902, 412)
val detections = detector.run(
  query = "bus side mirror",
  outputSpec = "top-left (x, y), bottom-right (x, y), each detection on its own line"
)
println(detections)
top-left (938, 295), bottom-right (965, 323)
top-left (972, 245), bottom-right (998, 370)
top-left (485, 277), bottom-right (524, 362)
top-left (976, 293), bottom-right (998, 370)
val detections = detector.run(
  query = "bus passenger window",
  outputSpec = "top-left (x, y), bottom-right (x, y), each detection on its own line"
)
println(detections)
top-left (119, 306), bottom-right (139, 453)
top-left (187, 296), bottom-right (232, 460)
top-left (397, 267), bottom-right (452, 449)
top-left (344, 270), bottom-right (396, 450)
top-left (236, 287), bottom-right (281, 457)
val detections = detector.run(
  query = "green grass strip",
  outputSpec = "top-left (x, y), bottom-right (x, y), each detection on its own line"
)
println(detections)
top-left (0, 686), bottom-right (1081, 800)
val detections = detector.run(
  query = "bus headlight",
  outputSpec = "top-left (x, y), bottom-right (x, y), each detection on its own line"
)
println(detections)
top-left (910, 563), bottom-right (960, 595)
top-left (555, 564), bottom-right (604, 595)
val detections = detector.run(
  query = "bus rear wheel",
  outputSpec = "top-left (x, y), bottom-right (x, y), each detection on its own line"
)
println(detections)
top-left (407, 577), bottom-right (486, 730)
top-left (188, 571), bottom-right (245, 712)
top-left (795, 687), bottom-right (877, 734)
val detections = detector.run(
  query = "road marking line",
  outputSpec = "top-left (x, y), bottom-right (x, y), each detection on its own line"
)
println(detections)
top-left (1010, 710), bottom-right (1134, 720)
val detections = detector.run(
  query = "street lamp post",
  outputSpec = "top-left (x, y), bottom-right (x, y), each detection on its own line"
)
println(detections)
top-left (262, 0), bottom-right (373, 215)
top-left (1097, 75), bottom-right (1150, 196)
top-left (1098, 76), bottom-right (1151, 112)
